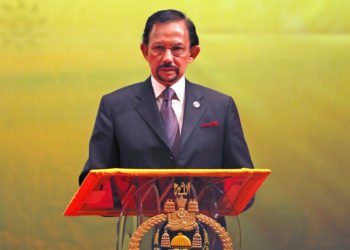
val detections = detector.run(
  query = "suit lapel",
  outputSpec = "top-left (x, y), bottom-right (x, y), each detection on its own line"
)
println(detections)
top-left (180, 81), bottom-right (206, 149)
top-left (134, 78), bottom-right (171, 149)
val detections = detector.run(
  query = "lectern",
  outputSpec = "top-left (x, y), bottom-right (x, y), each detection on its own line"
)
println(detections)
top-left (64, 168), bottom-right (271, 250)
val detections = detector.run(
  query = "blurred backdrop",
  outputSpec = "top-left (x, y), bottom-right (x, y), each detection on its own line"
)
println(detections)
top-left (0, 0), bottom-right (349, 249)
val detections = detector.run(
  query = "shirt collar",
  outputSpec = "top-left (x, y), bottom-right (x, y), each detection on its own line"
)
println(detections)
top-left (151, 75), bottom-right (185, 101)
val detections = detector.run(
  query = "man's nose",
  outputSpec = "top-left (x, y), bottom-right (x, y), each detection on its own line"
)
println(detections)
top-left (161, 49), bottom-right (174, 64)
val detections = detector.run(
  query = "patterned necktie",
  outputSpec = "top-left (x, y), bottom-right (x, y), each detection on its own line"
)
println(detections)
top-left (160, 88), bottom-right (180, 154)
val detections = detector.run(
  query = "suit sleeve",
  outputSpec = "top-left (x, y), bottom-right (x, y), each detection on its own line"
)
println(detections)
top-left (222, 97), bottom-right (254, 169)
top-left (222, 97), bottom-right (255, 210)
top-left (78, 96), bottom-right (119, 185)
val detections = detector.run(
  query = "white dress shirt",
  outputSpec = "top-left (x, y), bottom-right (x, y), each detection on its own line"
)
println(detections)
top-left (151, 76), bottom-right (185, 133)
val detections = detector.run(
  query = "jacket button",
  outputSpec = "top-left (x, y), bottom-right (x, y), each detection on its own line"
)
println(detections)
top-left (169, 156), bottom-right (174, 161)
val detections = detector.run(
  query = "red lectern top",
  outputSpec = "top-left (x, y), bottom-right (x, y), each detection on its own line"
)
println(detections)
top-left (64, 168), bottom-right (271, 217)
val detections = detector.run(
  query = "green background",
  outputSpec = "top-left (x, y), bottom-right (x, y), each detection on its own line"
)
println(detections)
top-left (1, 0), bottom-right (349, 249)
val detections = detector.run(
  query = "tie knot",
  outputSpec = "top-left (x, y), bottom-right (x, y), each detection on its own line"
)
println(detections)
top-left (162, 88), bottom-right (176, 101)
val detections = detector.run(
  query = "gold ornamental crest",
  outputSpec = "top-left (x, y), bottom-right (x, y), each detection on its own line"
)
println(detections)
top-left (128, 181), bottom-right (234, 250)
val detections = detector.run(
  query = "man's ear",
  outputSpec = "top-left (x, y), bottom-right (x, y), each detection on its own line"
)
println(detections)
top-left (188, 45), bottom-right (200, 63)
top-left (140, 43), bottom-right (149, 60)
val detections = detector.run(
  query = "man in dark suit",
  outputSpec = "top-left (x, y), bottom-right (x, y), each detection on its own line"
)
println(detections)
top-left (79, 10), bottom-right (253, 184)
top-left (79, 9), bottom-right (253, 185)
top-left (79, 9), bottom-right (254, 249)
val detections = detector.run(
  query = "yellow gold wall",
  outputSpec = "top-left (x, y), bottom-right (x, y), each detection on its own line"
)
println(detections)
top-left (1, 0), bottom-right (349, 249)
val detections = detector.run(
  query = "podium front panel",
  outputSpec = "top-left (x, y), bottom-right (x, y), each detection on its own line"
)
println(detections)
top-left (64, 168), bottom-right (271, 217)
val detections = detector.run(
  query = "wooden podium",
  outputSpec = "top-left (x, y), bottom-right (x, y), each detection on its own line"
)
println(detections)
top-left (64, 168), bottom-right (271, 249)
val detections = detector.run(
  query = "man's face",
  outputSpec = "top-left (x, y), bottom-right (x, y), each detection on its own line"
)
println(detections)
top-left (141, 20), bottom-right (200, 86)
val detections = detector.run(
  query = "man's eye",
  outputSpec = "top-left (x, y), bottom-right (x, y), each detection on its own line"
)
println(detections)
top-left (153, 46), bottom-right (165, 52)
top-left (172, 46), bottom-right (184, 52)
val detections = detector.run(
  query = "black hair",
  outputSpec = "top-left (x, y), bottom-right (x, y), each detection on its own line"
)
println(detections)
top-left (142, 9), bottom-right (199, 47)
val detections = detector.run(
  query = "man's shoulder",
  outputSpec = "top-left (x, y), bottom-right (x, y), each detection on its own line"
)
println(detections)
top-left (187, 80), bottom-right (232, 101)
top-left (104, 80), bottom-right (146, 99)
top-left (99, 79), bottom-right (152, 107)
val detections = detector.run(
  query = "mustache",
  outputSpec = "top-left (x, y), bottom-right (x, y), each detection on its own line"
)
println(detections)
top-left (157, 63), bottom-right (178, 70)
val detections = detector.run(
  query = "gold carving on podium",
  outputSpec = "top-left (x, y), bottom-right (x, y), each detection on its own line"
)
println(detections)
top-left (166, 182), bottom-right (198, 232)
top-left (128, 181), bottom-right (234, 250)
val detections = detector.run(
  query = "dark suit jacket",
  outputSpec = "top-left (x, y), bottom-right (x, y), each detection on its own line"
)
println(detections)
top-left (79, 78), bottom-right (253, 185)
